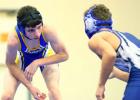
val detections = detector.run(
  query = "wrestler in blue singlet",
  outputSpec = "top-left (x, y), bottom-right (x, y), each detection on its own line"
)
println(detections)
top-left (16, 26), bottom-right (48, 72)
top-left (84, 5), bottom-right (140, 100)
top-left (84, 6), bottom-right (130, 73)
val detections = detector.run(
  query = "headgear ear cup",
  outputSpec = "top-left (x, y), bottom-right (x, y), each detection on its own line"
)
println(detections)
top-left (84, 15), bottom-right (97, 38)
top-left (17, 21), bottom-right (25, 34)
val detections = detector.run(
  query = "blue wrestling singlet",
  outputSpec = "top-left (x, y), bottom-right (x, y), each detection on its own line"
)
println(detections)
top-left (109, 30), bottom-right (140, 100)
top-left (15, 26), bottom-right (48, 71)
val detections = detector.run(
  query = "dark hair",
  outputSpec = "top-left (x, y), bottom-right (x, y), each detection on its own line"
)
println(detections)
top-left (17, 5), bottom-right (43, 28)
top-left (84, 4), bottom-right (112, 20)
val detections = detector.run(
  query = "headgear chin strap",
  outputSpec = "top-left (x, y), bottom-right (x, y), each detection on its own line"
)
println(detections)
top-left (84, 5), bottom-right (113, 38)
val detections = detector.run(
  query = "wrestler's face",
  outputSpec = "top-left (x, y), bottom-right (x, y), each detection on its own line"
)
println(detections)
top-left (25, 23), bottom-right (43, 39)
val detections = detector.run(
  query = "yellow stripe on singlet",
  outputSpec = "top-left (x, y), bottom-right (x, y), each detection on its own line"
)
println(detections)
top-left (15, 47), bottom-right (55, 66)
top-left (42, 32), bottom-right (48, 43)
top-left (41, 32), bottom-right (54, 57)
top-left (47, 47), bottom-right (55, 57)
top-left (15, 51), bottom-right (24, 68)
top-left (15, 55), bottom-right (20, 65)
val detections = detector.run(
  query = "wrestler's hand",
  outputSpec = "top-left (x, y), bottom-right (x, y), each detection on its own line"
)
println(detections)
top-left (96, 85), bottom-right (105, 100)
top-left (24, 60), bottom-right (39, 81)
top-left (38, 93), bottom-right (46, 100)
top-left (28, 85), bottom-right (46, 100)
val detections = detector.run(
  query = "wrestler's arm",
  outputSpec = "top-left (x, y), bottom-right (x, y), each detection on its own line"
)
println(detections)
top-left (6, 32), bottom-right (33, 89)
top-left (88, 33), bottom-right (116, 87)
top-left (34, 26), bottom-right (69, 66)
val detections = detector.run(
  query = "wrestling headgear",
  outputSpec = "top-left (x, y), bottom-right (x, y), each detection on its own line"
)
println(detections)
top-left (17, 9), bottom-right (43, 36)
top-left (84, 5), bottom-right (113, 38)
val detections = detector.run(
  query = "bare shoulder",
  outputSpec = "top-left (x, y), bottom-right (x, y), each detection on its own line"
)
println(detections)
top-left (89, 31), bottom-right (120, 50)
top-left (42, 25), bottom-right (59, 42)
top-left (42, 25), bottom-right (57, 35)
top-left (6, 30), bottom-right (19, 63)
top-left (7, 30), bottom-right (19, 47)
top-left (41, 25), bottom-right (67, 55)
top-left (98, 31), bottom-right (119, 41)
top-left (88, 33), bottom-right (103, 52)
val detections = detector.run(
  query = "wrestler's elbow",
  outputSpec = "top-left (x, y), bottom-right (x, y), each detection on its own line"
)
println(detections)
top-left (60, 51), bottom-right (69, 62)
top-left (5, 59), bottom-right (16, 68)
top-left (108, 51), bottom-right (116, 59)
top-left (5, 59), bottom-right (11, 66)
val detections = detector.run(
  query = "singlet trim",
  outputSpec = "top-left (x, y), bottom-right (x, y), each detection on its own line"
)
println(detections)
top-left (14, 27), bottom-right (21, 51)
top-left (42, 32), bottom-right (48, 43)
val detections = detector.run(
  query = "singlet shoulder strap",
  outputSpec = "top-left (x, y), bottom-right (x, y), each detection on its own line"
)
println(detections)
top-left (15, 26), bottom-right (26, 51)
top-left (40, 32), bottom-right (48, 47)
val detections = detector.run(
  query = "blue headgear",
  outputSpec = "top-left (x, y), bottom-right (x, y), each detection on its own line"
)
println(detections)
top-left (17, 12), bottom-right (42, 36)
top-left (84, 5), bottom-right (113, 38)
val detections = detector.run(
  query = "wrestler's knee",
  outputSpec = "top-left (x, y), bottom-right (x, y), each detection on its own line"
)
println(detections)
top-left (1, 93), bottom-right (14, 100)
top-left (48, 85), bottom-right (61, 100)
